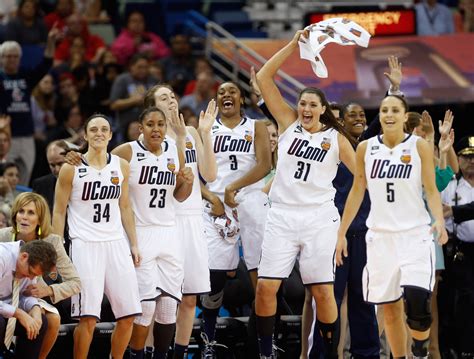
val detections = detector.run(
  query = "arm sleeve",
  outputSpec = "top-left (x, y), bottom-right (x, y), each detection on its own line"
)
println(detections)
top-left (452, 202), bottom-right (474, 224)
top-left (257, 98), bottom-right (277, 126)
top-left (435, 166), bottom-right (454, 192)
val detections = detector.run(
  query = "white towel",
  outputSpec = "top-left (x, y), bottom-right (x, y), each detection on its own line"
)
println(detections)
top-left (299, 17), bottom-right (371, 78)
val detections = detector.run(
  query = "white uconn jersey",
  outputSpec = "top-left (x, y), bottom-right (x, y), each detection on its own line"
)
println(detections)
top-left (208, 117), bottom-right (264, 197)
top-left (129, 140), bottom-right (180, 227)
top-left (167, 132), bottom-right (202, 214)
top-left (67, 154), bottom-right (124, 242)
top-left (270, 122), bottom-right (339, 206)
top-left (365, 134), bottom-right (431, 232)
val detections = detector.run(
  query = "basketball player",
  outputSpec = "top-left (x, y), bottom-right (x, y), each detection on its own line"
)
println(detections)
top-left (254, 30), bottom-right (357, 358)
top-left (109, 106), bottom-right (194, 359)
top-left (142, 85), bottom-right (218, 359)
top-left (198, 80), bottom-right (272, 357)
top-left (336, 95), bottom-right (448, 358)
top-left (52, 114), bottom-right (142, 359)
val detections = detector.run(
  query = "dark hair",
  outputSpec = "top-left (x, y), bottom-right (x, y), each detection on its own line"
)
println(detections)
top-left (217, 81), bottom-right (245, 116)
top-left (0, 162), bottom-right (19, 176)
top-left (329, 102), bottom-right (344, 119)
top-left (138, 106), bottom-right (166, 123)
top-left (298, 88), bottom-right (357, 146)
top-left (128, 53), bottom-right (149, 67)
top-left (76, 113), bottom-right (112, 153)
top-left (382, 95), bottom-right (409, 112)
top-left (143, 84), bottom-right (174, 108)
top-left (341, 102), bottom-right (364, 117)
top-left (21, 240), bottom-right (57, 273)
top-left (19, 0), bottom-right (42, 19)
top-left (405, 112), bottom-right (422, 134)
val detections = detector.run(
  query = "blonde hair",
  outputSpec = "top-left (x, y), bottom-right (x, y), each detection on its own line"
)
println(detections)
top-left (10, 193), bottom-right (52, 239)
top-left (263, 119), bottom-right (278, 169)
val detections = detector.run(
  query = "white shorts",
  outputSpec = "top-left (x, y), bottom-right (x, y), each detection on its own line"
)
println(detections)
top-left (177, 214), bottom-right (211, 295)
top-left (203, 211), bottom-right (240, 272)
top-left (70, 239), bottom-right (141, 320)
top-left (135, 226), bottom-right (184, 302)
top-left (362, 226), bottom-right (436, 304)
top-left (236, 190), bottom-right (269, 271)
top-left (258, 202), bottom-right (339, 285)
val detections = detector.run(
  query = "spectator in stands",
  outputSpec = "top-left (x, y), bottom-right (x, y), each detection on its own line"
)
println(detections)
top-left (0, 27), bottom-right (59, 185)
top-left (459, 0), bottom-right (474, 31)
top-left (0, 128), bottom-right (11, 165)
top-left (109, 54), bottom-right (157, 139)
top-left (44, 0), bottom-right (74, 32)
top-left (111, 10), bottom-right (170, 67)
top-left (125, 120), bottom-right (140, 142)
top-left (52, 36), bottom-right (89, 77)
top-left (95, 62), bottom-right (122, 116)
top-left (180, 71), bottom-right (216, 117)
top-left (0, 208), bottom-right (8, 228)
top-left (54, 13), bottom-right (106, 66)
top-left (0, 192), bottom-right (81, 359)
top-left (160, 34), bottom-right (195, 96)
top-left (416, 0), bottom-right (455, 35)
top-left (31, 74), bottom-right (57, 141)
top-left (180, 106), bottom-right (199, 129)
top-left (0, 162), bottom-right (24, 206)
top-left (32, 140), bottom-right (68, 211)
top-left (5, 0), bottom-right (48, 45)
top-left (441, 135), bottom-right (474, 356)
top-left (75, 0), bottom-right (112, 24)
top-left (149, 60), bottom-right (165, 83)
top-left (0, 0), bottom-right (17, 42)
top-left (55, 72), bottom-right (79, 124)
top-left (183, 57), bottom-right (219, 96)
top-left (48, 104), bottom-right (84, 146)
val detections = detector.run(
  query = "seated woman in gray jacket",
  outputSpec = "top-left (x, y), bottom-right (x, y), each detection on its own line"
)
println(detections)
top-left (0, 192), bottom-right (81, 359)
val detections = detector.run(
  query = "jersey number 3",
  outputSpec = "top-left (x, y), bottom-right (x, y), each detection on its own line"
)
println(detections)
top-left (150, 188), bottom-right (166, 208)
top-left (294, 161), bottom-right (311, 181)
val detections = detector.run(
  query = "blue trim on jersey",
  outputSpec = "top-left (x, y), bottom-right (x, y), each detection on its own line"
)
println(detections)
top-left (80, 153), bottom-right (111, 166)
top-left (377, 133), bottom-right (412, 145)
top-left (136, 140), bottom-right (148, 151)
top-left (216, 116), bottom-right (248, 127)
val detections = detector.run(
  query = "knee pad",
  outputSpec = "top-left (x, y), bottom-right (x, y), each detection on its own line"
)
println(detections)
top-left (404, 287), bottom-right (432, 332)
top-left (154, 296), bottom-right (178, 325)
top-left (201, 290), bottom-right (224, 310)
top-left (134, 300), bottom-right (156, 327)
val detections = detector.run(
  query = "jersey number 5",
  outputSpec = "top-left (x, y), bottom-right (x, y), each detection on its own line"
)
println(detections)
top-left (386, 182), bottom-right (395, 202)
top-left (150, 188), bottom-right (166, 208)
top-left (93, 203), bottom-right (110, 223)
top-left (294, 161), bottom-right (311, 182)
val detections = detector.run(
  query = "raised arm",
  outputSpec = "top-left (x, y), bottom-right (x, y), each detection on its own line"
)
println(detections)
top-left (256, 30), bottom-right (308, 133)
top-left (224, 121), bottom-right (272, 207)
top-left (195, 99), bottom-right (218, 182)
top-left (336, 141), bottom-right (368, 265)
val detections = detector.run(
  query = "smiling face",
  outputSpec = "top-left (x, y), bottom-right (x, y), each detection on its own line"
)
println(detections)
top-left (153, 86), bottom-right (178, 118)
top-left (1, 47), bottom-right (21, 75)
top-left (217, 82), bottom-right (242, 118)
top-left (15, 201), bottom-right (39, 240)
top-left (297, 92), bottom-right (326, 132)
top-left (84, 117), bottom-right (112, 150)
top-left (379, 96), bottom-right (408, 133)
top-left (343, 103), bottom-right (366, 138)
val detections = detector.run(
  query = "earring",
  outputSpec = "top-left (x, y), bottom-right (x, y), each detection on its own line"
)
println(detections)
top-left (37, 226), bottom-right (42, 237)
